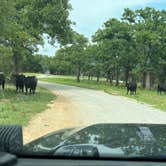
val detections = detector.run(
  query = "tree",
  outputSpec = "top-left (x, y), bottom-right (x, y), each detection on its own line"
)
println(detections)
top-left (66, 33), bottom-right (88, 82)
top-left (0, 0), bottom-right (73, 74)
top-left (134, 7), bottom-right (165, 89)
top-left (93, 19), bottom-right (133, 86)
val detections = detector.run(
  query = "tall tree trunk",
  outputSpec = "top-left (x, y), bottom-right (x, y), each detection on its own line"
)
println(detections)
top-left (97, 73), bottom-right (100, 82)
top-left (125, 67), bottom-right (129, 87)
top-left (76, 66), bottom-right (81, 83)
top-left (109, 73), bottom-right (113, 85)
top-left (145, 71), bottom-right (151, 89)
top-left (88, 73), bottom-right (90, 80)
top-left (12, 53), bottom-right (19, 74)
top-left (115, 65), bottom-right (119, 86)
top-left (106, 71), bottom-right (110, 82)
top-left (142, 72), bottom-right (146, 88)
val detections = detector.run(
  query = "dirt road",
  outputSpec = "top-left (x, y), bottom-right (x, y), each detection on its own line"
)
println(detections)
top-left (23, 81), bottom-right (166, 143)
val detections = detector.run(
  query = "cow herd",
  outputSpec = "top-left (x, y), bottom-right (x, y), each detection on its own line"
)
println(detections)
top-left (0, 72), bottom-right (165, 95)
top-left (0, 73), bottom-right (38, 95)
top-left (126, 82), bottom-right (166, 95)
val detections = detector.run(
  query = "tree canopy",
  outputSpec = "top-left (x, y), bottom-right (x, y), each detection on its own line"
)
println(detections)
top-left (0, 0), bottom-right (73, 74)
top-left (51, 7), bottom-right (166, 89)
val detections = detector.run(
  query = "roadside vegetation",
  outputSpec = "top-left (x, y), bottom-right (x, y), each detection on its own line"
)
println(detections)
top-left (40, 77), bottom-right (166, 111)
top-left (0, 86), bottom-right (56, 125)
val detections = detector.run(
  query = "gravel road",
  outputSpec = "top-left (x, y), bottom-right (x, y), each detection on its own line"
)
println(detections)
top-left (23, 81), bottom-right (166, 143)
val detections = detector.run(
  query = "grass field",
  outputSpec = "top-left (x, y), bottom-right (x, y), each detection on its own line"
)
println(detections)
top-left (40, 77), bottom-right (166, 111)
top-left (0, 85), bottom-right (56, 126)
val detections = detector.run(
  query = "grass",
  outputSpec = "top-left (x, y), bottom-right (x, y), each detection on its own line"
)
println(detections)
top-left (0, 85), bottom-right (56, 126)
top-left (23, 72), bottom-right (43, 76)
top-left (40, 77), bottom-right (166, 111)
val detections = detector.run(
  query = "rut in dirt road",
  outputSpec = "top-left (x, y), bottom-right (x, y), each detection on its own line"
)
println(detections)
top-left (23, 81), bottom-right (166, 143)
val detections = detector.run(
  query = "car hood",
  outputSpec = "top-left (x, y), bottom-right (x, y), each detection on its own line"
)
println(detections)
top-left (22, 123), bottom-right (166, 158)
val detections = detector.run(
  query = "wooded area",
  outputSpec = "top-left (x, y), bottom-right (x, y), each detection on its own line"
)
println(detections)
top-left (0, 1), bottom-right (166, 89)
top-left (49, 7), bottom-right (166, 89)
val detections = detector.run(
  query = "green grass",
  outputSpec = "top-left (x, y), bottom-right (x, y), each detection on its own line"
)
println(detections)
top-left (40, 77), bottom-right (166, 111)
top-left (0, 85), bottom-right (56, 126)
top-left (23, 72), bottom-right (43, 76)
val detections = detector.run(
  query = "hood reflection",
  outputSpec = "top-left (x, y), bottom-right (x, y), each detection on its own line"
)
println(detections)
top-left (23, 124), bottom-right (166, 158)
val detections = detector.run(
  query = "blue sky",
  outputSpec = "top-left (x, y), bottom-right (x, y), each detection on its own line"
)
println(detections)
top-left (38, 0), bottom-right (166, 56)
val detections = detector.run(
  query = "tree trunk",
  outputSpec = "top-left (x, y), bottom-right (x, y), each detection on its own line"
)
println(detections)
top-left (76, 66), bottom-right (81, 83)
top-left (145, 71), bottom-right (151, 89)
top-left (106, 71), bottom-right (110, 82)
top-left (109, 73), bottom-right (113, 85)
top-left (12, 53), bottom-right (19, 74)
top-left (142, 72), bottom-right (146, 88)
top-left (125, 68), bottom-right (129, 87)
top-left (97, 74), bottom-right (100, 82)
top-left (88, 73), bottom-right (90, 81)
top-left (115, 65), bottom-right (119, 86)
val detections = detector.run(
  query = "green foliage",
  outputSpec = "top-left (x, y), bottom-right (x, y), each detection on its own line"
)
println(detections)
top-left (0, 0), bottom-right (73, 74)
top-left (50, 32), bottom-right (88, 81)
top-left (53, 7), bottom-right (166, 88)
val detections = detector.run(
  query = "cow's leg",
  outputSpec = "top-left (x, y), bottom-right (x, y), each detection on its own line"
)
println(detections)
top-left (32, 87), bottom-right (34, 94)
top-left (16, 86), bottom-right (19, 93)
top-left (33, 85), bottom-right (36, 94)
top-left (30, 88), bottom-right (32, 94)
top-left (2, 82), bottom-right (4, 90)
top-left (158, 90), bottom-right (161, 95)
top-left (33, 87), bottom-right (35, 94)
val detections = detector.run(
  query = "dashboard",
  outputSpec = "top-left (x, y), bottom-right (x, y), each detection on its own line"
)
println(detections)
top-left (1, 153), bottom-right (166, 166)
top-left (14, 158), bottom-right (166, 166)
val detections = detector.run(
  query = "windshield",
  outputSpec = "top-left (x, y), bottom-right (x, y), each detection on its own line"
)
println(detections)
top-left (0, 0), bottom-right (166, 160)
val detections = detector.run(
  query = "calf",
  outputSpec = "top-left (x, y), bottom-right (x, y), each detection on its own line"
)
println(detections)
top-left (157, 84), bottom-right (166, 95)
top-left (127, 82), bottom-right (137, 95)
top-left (24, 76), bottom-right (38, 94)
top-left (15, 74), bottom-right (25, 93)
top-left (0, 73), bottom-right (5, 90)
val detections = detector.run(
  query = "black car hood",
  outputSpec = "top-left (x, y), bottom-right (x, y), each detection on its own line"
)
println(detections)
top-left (22, 123), bottom-right (166, 158)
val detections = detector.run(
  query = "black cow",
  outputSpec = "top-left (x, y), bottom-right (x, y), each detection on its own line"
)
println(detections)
top-left (127, 82), bottom-right (137, 95)
top-left (0, 73), bottom-right (5, 90)
top-left (157, 84), bottom-right (166, 95)
top-left (15, 74), bottom-right (25, 93)
top-left (24, 76), bottom-right (38, 94)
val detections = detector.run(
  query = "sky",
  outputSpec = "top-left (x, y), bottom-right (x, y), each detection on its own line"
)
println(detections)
top-left (37, 0), bottom-right (166, 56)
